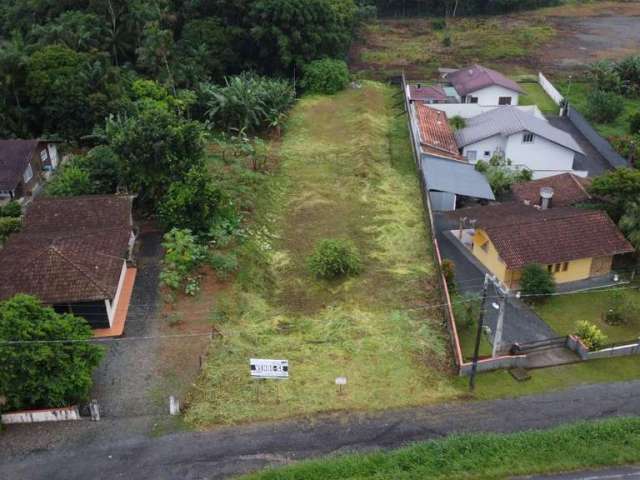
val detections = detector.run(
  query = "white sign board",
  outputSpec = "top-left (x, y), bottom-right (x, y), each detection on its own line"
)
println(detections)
top-left (250, 358), bottom-right (289, 379)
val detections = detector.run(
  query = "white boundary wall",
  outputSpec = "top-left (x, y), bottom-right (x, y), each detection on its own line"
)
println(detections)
top-left (2, 406), bottom-right (81, 424)
top-left (538, 72), bottom-right (564, 106)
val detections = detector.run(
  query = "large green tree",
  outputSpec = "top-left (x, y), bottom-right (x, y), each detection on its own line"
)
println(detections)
top-left (0, 295), bottom-right (104, 412)
top-left (589, 168), bottom-right (640, 220)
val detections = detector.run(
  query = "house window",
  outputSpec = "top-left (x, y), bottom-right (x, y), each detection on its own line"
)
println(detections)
top-left (548, 262), bottom-right (568, 274)
top-left (484, 151), bottom-right (491, 157)
top-left (40, 149), bottom-right (48, 162)
top-left (23, 163), bottom-right (33, 183)
top-left (547, 265), bottom-right (553, 273)
top-left (554, 263), bottom-right (561, 273)
top-left (498, 97), bottom-right (512, 105)
top-left (469, 96), bottom-right (479, 104)
top-left (522, 132), bottom-right (535, 143)
top-left (466, 150), bottom-right (477, 161)
top-left (562, 262), bottom-right (569, 271)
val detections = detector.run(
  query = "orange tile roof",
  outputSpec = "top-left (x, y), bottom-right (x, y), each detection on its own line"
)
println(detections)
top-left (414, 103), bottom-right (463, 161)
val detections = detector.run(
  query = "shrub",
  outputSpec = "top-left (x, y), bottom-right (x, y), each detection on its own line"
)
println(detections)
top-left (209, 252), bottom-right (239, 279)
top-left (442, 34), bottom-right (452, 47)
top-left (431, 18), bottom-right (446, 30)
top-left (452, 293), bottom-right (482, 330)
top-left (308, 239), bottom-right (361, 279)
top-left (604, 289), bottom-right (639, 325)
top-left (46, 162), bottom-right (93, 197)
top-left (0, 201), bottom-right (21, 218)
top-left (629, 112), bottom-right (640, 135)
top-left (160, 228), bottom-right (207, 294)
top-left (585, 90), bottom-right (625, 123)
top-left (0, 217), bottom-right (21, 241)
top-left (519, 264), bottom-right (555, 301)
top-left (441, 259), bottom-right (456, 293)
top-left (449, 115), bottom-right (466, 130)
top-left (301, 59), bottom-right (350, 95)
top-left (475, 156), bottom-right (532, 198)
top-left (574, 320), bottom-right (608, 350)
top-left (0, 295), bottom-right (104, 411)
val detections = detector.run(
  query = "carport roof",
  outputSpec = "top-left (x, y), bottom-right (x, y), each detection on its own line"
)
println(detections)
top-left (421, 155), bottom-right (495, 201)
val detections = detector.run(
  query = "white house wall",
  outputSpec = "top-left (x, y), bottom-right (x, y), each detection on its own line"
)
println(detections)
top-left (461, 135), bottom-right (507, 163)
top-left (505, 133), bottom-right (575, 174)
top-left (466, 85), bottom-right (520, 106)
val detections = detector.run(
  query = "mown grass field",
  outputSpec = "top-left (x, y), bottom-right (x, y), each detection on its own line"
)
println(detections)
top-left (519, 82), bottom-right (560, 115)
top-left (534, 287), bottom-right (640, 344)
top-left (185, 83), bottom-right (459, 427)
top-left (241, 417), bottom-right (640, 480)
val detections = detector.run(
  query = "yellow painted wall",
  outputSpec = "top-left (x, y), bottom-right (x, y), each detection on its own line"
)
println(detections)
top-left (471, 229), bottom-right (508, 284)
top-left (470, 230), bottom-right (603, 288)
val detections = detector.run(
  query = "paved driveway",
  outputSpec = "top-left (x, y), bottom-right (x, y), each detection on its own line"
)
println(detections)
top-left (435, 214), bottom-right (556, 347)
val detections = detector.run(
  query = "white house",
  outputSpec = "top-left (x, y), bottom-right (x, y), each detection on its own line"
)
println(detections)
top-left (443, 65), bottom-right (524, 106)
top-left (454, 106), bottom-right (586, 179)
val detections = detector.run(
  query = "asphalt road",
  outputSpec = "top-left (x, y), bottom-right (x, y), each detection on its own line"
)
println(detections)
top-left (2, 380), bottom-right (640, 480)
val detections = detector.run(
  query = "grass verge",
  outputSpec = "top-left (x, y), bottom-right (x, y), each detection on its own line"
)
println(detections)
top-left (534, 288), bottom-right (640, 344)
top-left (519, 82), bottom-right (560, 115)
top-left (241, 417), bottom-right (640, 480)
top-left (185, 82), bottom-right (456, 427)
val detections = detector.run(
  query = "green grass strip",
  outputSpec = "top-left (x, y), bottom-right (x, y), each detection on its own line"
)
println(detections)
top-left (242, 417), bottom-right (640, 479)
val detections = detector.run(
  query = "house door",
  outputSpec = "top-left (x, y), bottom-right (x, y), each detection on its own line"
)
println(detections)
top-left (589, 256), bottom-right (612, 277)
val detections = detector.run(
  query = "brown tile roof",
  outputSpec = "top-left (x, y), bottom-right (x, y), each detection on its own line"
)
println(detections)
top-left (0, 139), bottom-right (40, 190)
top-left (414, 103), bottom-right (463, 161)
top-left (408, 84), bottom-right (448, 102)
top-left (445, 64), bottom-right (524, 97)
top-left (451, 203), bottom-right (634, 268)
top-left (0, 195), bottom-right (134, 304)
top-left (512, 173), bottom-right (592, 207)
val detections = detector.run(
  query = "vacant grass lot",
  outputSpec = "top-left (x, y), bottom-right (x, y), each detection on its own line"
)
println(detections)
top-left (352, 17), bottom-right (554, 79)
top-left (559, 81), bottom-right (640, 139)
top-left (185, 83), bottom-right (458, 427)
top-left (519, 82), bottom-right (560, 115)
top-left (242, 417), bottom-right (640, 480)
top-left (534, 288), bottom-right (640, 343)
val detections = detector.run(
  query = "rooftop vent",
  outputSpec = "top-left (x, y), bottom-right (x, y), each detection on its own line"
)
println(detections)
top-left (539, 187), bottom-right (554, 210)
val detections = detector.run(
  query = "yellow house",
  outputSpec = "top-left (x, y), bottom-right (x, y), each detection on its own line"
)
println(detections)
top-left (453, 202), bottom-right (634, 290)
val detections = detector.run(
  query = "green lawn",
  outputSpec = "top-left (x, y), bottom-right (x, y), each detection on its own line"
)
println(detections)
top-left (457, 323), bottom-right (493, 361)
top-left (185, 82), bottom-right (458, 427)
top-left (241, 417), bottom-right (640, 480)
top-left (519, 82), bottom-right (560, 116)
top-left (558, 81), bottom-right (640, 139)
top-left (534, 288), bottom-right (640, 344)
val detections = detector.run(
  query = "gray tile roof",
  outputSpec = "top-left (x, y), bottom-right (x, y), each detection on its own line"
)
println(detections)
top-left (454, 106), bottom-right (584, 154)
top-left (421, 155), bottom-right (495, 201)
top-left (445, 65), bottom-right (524, 96)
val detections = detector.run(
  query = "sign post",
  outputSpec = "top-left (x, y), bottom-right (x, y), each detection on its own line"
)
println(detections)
top-left (250, 359), bottom-right (289, 403)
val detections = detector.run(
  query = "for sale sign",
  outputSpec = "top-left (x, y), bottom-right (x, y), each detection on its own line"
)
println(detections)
top-left (250, 358), bottom-right (289, 379)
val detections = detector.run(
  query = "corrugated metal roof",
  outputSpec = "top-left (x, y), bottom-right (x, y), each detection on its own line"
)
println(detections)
top-left (454, 106), bottom-right (584, 154)
top-left (421, 155), bottom-right (495, 201)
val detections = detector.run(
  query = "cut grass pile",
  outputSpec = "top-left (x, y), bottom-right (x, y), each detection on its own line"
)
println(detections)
top-left (519, 82), bottom-right (560, 115)
top-left (558, 81), bottom-right (640, 139)
top-left (241, 417), bottom-right (640, 480)
top-left (355, 17), bottom-right (554, 78)
top-left (534, 288), bottom-right (640, 344)
top-left (185, 82), bottom-right (457, 427)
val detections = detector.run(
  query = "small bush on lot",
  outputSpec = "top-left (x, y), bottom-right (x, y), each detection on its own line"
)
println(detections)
top-left (441, 258), bottom-right (456, 293)
top-left (585, 90), bottom-right (625, 123)
top-left (475, 156), bottom-right (532, 198)
top-left (630, 112), bottom-right (640, 134)
top-left (605, 289), bottom-right (639, 326)
top-left (308, 238), bottom-right (361, 279)
top-left (209, 252), bottom-right (239, 279)
top-left (520, 264), bottom-right (555, 301)
top-left (453, 293), bottom-right (482, 330)
top-left (0, 217), bottom-right (21, 241)
top-left (431, 18), bottom-right (446, 30)
top-left (449, 115), bottom-right (466, 130)
top-left (574, 320), bottom-right (608, 350)
top-left (160, 228), bottom-right (207, 295)
top-left (0, 201), bottom-right (21, 218)
top-left (301, 59), bottom-right (350, 95)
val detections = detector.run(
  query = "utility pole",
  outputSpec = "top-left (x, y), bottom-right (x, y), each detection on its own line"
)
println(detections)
top-left (469, 273), bottom-right (490, 391)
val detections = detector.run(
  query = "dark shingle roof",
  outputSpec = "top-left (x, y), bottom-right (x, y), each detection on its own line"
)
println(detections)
top-left (408, 84), bottom-right (449, 102)
top-left (0, 196), bottom-right (133, 304)
top-left (415, 103), bottom-right (463, 161)
top-left (451, 203), bottom-right (633, 268)
top-left (0, 139), bottom-right (40, 190)
top-left (512, 173), bottom-right (591, 207)
top-left (445, 65), bottom-right (524, 96)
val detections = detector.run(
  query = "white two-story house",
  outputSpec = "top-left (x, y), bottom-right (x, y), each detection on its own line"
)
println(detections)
top-left (443, 64), bottom-right (524, 106)
top-left (454, 106), bottom-right (586, 179)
